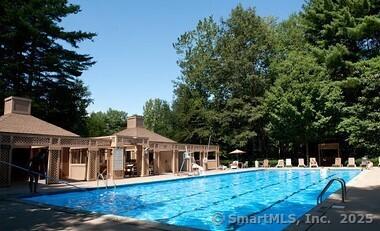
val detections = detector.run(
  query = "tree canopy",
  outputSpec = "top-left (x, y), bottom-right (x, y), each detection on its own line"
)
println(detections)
top-left (0, 0), bottom-right (95, 135)
top-left (172, 6), bottom-right (276, 152)
top-left (264, 51), bottom-right (343, 156)
top-left (145, 1), bottom-right (380, 158)
top-left (143, 98), bottom-right (174, 139)
top-left (86, 109), bottom-right (128, 137)
top-left (302, 0), bottom-right (380, 154)
top-left (2, 0), bottom-right (379, 157)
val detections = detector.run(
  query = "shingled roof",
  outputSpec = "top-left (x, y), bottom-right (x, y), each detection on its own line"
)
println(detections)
top-left (0, 97), bottom-right (78, 137)
top-left (113, 115), bottom-right (176, 143)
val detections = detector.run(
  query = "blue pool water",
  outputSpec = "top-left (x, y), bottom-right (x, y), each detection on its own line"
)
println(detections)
top-left (24, 169), bottom-right (360, 230)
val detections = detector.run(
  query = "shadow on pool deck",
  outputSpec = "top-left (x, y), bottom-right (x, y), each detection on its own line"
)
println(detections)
top-left (0, 199), bottom-right (198, 231)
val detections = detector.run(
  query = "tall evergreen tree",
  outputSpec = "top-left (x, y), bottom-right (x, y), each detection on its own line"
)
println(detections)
top-left (0, 0), bottom-right (95, 134)
top-left (302, 0), bottom-right (380, 154)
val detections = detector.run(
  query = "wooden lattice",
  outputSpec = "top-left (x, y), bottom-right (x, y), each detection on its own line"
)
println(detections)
top-left (47, 149), bottom-right (60, 184)
top-left (0, 135), bottom-right (11, 144)
top-left (96, 139), bottom-right (112, 147)
top-left (0, 145), bottom-right (11, 186)
top-left (13, 136), bottom-right (50, 146)
top-left (60, 138), bottom-right (89, 146)
top-left (87, 150), bottom-right (97, 181)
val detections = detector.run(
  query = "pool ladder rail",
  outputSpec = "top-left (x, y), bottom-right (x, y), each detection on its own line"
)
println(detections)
top-left (97, 170), bottom-right (117, 190)
top-left (317, 178), bottom-right (347, 205)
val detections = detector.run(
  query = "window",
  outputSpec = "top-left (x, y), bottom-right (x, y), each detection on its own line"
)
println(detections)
top-left (208, 152), bottom-right (216, 160)
top-left (71, 149), bottom-right (87, 164)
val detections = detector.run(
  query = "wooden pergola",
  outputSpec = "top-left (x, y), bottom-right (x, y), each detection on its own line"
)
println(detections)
top-left (318, 143), bottom-right (340, 165)
top-left (0, 97), bottom-right (220, 187)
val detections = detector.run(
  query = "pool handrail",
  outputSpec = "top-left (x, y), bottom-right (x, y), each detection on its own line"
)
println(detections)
top-left (317, 177), bottom-right (346, 205)
top-left (97, 170), bottom-right (117, 190)
top-left (97, 170), bottom-right (108, 189)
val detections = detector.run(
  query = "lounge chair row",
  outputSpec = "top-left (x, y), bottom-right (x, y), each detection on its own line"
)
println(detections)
top-left (259, 158), bottom-right (316, 168)
top-left (267, 158), bottom-right (317, 168)
top-left (226, 157), bottom-right (379, 169)
top-left (263, 157), bottom-right (365, 168)
top-left (229, 161), bottom-right (249, 169)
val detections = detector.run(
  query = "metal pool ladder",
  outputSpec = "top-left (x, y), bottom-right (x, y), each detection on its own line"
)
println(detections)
top-left (97, 170), bottom-right (117, 190)
top-left (97, 171), bottom-right (108, 189)
top-left (317, 178), bottom-right (347, 205)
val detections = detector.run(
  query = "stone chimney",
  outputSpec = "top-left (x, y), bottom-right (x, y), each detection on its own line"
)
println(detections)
top-left (4, 96), bottom-right (32, 115)
top-left (127, 115), bottom-right (144, 128)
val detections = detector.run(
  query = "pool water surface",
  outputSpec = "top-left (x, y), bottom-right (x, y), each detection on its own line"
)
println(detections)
top-left (24, 169), bottom-right (360, 230)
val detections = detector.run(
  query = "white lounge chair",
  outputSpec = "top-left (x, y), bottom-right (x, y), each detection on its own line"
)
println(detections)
top-left (347, 157), bottom-right (356, 167)
top-left (309, 158), bottom-right (318, 168)
top-left (243, 161), bottom-right (249, 168)
top-left (285, 158), bottom-right (292, 167)
top-left (192, 163), bottom-right (204, 175)
top-left (218, 165), bottom-right (227, 170)
top-left (366, 161), bottom-right (374, 169)
top-left (276, 159), bottom-right (284, 168)
top-left (230, 161), bottom-right (239, 169)
top-left (378, 157), bottom-right (380, 167)
top-left (298, 158), bottom-right (306, 167)
top-left (360, 157), bottom-right (369, 168)
top-left (262, 159), bottom-right (269, 168)
top-left (332, 157), bottom-right (342, 167)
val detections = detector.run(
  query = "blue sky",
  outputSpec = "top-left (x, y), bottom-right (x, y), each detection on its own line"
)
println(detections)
top-left (63, 0), bottom-right (305, 115)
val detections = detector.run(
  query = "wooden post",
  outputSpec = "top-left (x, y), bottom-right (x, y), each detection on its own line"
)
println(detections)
top-left (68, 148), bottom-right (72, 179)
top-left (153, 148), bottom-right (157, 174)
top-left (216, 147), bottom-right (220, 167)
top-left (174, 150), bottom-right (178, 173)
top-left (0, 144), bottom-right (12, 186)
top-left (47, 148), bottom-right (61, 184)
top-left (86, 149), bottom-right (89, 181)
top-left (156, 150), bottom-right (160, 175)
top-left (141, 146), bottom-right (145, 177)
top-left (172, 149), bottom-right (176, 174)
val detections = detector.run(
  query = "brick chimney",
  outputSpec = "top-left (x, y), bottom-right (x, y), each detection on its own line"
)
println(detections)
top-left (4, 96), bottom-right (32, 115)
top-left (127, 115), bottom-right (144, 128)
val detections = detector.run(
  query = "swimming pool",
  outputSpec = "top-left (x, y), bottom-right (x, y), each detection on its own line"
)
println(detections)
top-left (24, 169), bottom-right (360, 230)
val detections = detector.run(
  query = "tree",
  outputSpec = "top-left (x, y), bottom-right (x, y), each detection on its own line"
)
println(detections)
top-left (264, 51), bottom-right (343, 157)
top-left (172, 16), bottom-right (219, 144)
top-left (173, 5), bottom-right (276, 153)
top-left (143, 98), bottom-right (174, 139)
top-left (338, 57), bottom-right (380, 154)
top-left (302, 0), bottom-right (380, 154)
top-left (86, 109), bottom-right (128, 137)
top-left (0, 0), bottom-right (95, 135)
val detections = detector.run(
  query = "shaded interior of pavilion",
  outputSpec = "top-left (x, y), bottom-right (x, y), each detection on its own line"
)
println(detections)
top-left (0, 97), bottom-right (220, 187)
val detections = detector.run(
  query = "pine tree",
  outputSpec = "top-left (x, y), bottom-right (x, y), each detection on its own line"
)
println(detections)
top-left (0, 0), bottom-right (95, 134)
top-left (302, 0), bottom-right (380, 154)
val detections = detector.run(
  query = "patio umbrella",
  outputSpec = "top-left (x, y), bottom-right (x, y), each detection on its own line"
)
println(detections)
top-left (229, 149), bottom-right (246, 162)
top-left (229, 149), bottom-right (246, 155)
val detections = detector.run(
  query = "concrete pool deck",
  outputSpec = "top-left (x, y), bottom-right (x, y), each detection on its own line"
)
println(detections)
top-left (287, 167), bottom-right (380, 231)
top-left (1, 167), bottom-right (379, 230)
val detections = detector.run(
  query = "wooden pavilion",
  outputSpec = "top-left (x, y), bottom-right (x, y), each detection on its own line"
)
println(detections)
top-left (0, 97), bottom-right (219, 187)
top-left (113, 116), bottom-right (220, 176)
